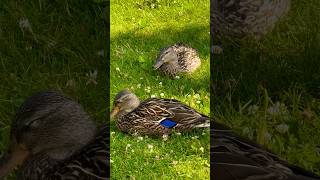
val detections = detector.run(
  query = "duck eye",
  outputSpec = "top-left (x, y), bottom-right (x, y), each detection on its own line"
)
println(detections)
top-left (26, 118), bottom-right (41, 129)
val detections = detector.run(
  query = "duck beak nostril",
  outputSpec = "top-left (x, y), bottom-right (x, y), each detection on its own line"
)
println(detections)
top-left (153, 61), bottom-right (164, 70)
top-left (0, 142), bottom-right (29, 178)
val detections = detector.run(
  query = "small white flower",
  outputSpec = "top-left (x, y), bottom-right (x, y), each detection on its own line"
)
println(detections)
top-left (193, 94), bottom-right (200, 99)
top-left (111, 131), bottom-right (115, 135)
top-left (137, 136), bottom-right (143, 141)
top-left (126, 144), bottom-right (131, 151)
top-left (131, 149), bottom-right (135, 153)
top-left (151, 94), bottom-right (156, 98)
top-left (162, 134), bottom-right (168, 141)
top-left (175, 76), bottom-right (180, 79)
top-left (199, 147), bottom-right (204, 152)
top-left (160, 93), bottom-right (164, 97)
top-left (19, 18), bottom-right (32, 31)
top-left (147, 144), bottom-right (153, 149)
top-left (159, 82), bottom-right (163, 85)
top-left (115, 67), bottom-right (120, 71)
top-left (275, 123), bottom-right (289, 134)
top-left (191, 136), bottom-right (199, 140)
top-left (86, 70), bottom-right (98, 85)
top-left (172, 161), bottom-right (178, 165)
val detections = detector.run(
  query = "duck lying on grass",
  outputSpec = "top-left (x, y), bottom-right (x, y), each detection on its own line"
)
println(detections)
top-left (211, 0), bottom-right (291, 54)
top-left (111, 89), bottom-right (210, 137)
top-left (153, 43), bottom-right (201, 77)
top-left (0, 91), bottom-right (109, 180)
top-left (211, 120), bottom-right (320, 180)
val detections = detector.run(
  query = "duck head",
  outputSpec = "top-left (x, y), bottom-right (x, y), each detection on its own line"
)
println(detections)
top-left (0, 91), bottom-right (97, 178)
top-left (111, 89), bottom-right (140, 118)
top-left (153, 47), bottom-right (178, 69)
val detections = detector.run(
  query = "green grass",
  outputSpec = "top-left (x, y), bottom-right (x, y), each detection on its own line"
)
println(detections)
top-left (213, 0), bottom-right (320, 176)
top-left (110, 0), bottom-right (210, 179)
top-left (0, 0), bottom-right (107, 179)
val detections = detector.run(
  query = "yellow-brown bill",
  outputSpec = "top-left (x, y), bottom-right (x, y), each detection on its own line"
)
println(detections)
top-left (110, 105), bottom-right (120, 118)
top-left (0, 140), bottom-right (29, 179)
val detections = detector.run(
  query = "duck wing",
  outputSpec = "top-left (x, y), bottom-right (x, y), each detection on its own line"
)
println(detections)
top-left (51, 125), bottom-right (109, 180)
top-left (211, 121), bottom-right (320, 180)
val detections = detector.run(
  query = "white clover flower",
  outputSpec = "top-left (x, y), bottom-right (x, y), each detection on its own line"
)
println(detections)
top-left (275, 123), bottom-right (289, 134)
top-left (147, 144), bottom-right (153, 149)
top-left (19, 18), bottom-right (32, 31)
top-left (115, 67), bottom-right (120, 71)
top-left (151, 94), bottom-right (156, 98)
top-left (159, 82), bottom-right (163, 85)
top-left (162, 134), bottom-right (168, 141)
top-left (199, 147), bottom-right (204, 153)
top-left (191, 136), bottom-right (199, 140)
top-left (160, 93), bottom-right (164, 97)
top-left (86, 70), bottom-right (98, 85)
top-left (137, 136), bottom-right (143, 141)
top-left (193, 94), bottom-right (200, 99)
top-left (175, 76), bottom-right (180, 79)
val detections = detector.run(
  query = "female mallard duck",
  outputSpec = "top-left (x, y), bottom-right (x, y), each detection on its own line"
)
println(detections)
top-left (211, 0), bottom-right (290, 54)
top-left (211, 121), bottom-right (320, 180)
top-left (153, 43), bottom-right (201, 77)
top-left (0, 91), bottom-right (109, 180)
top-left (111, 89), bottom-right (210, 136)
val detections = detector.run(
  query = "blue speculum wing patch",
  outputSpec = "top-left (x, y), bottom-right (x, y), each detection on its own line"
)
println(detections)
top-left (160, 119), bottom-right (177, 128)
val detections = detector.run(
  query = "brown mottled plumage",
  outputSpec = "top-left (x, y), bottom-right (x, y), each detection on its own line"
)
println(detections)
top-left (0, 91), bottom-right (109, 180)
top-left (211, 0), bottom-right (290, 53)
top-left (111, 89), bottom-right (209, 137)
top-left (153, 44), bottom-right (201, 77)
top-left (211, 121), bottom-right (320, 180)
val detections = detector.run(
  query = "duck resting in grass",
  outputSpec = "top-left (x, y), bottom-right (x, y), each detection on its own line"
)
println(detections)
top-left (211, 120), bottom-right (320, 180)
top-left (211, 0), bottom-right (291, 54)
top-left (111, 89), bottom-right (210, 137)
top-left (153, 43), bottom-right (201, 77)
top-left (0, 91), bottom-right (109, 180)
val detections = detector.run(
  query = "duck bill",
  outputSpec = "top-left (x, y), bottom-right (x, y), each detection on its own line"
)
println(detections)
top-left (153, 60), bottom-right (164, 69)
top-left (0, 141), bottom-right (29, 178)
top-left (110, 105), bottom-right (120, 118)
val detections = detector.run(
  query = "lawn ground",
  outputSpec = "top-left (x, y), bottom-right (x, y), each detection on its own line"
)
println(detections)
top-left (0, 0), bottom-right (107, 179)
top-left (213, 0), bottom-right (320, 175)
top-left (110, 0), bottom-right (210, 179)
